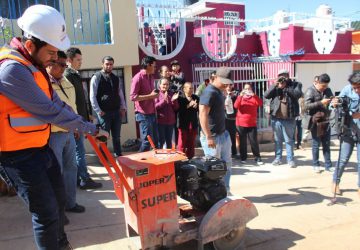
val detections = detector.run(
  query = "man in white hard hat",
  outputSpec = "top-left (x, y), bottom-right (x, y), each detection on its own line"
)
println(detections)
top-left (0, 5), bottom-right (108, 250)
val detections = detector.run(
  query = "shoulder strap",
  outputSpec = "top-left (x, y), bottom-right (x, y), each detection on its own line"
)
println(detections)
top-left (58, 83), bottom-right (69, 99)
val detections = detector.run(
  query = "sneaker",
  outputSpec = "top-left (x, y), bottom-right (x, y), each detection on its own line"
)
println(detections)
top-left (240, 160), bottom-right (247, 164)
top-left (288, 161), bottom-right (296, 168)
top-left (255, 158), bottom-right (264, 165)
top-left (272, 159), bottom-right (282, 166)
top-left (313, 166), bottom-right (321, 173)
top-left (232, 154), bottom-right (239, 159)
top-left (326, 167), bottom-right (335, 172)
top-left (79, 178), bottom-right (102, 190)
top-left (65, 203), bottom-right (85, 213)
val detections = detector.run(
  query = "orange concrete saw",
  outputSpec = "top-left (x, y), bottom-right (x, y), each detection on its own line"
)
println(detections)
top-left (88, 135), bottom-right (258, 250)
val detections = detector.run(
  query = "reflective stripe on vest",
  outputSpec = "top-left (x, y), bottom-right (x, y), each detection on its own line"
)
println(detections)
top-left (10, 117), bottom-right (47, 127)
top-left (0, 46), bottom-right (51, 152)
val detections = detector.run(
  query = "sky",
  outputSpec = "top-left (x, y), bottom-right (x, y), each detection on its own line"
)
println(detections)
top-left (229, 0), bottom-right (360, 21)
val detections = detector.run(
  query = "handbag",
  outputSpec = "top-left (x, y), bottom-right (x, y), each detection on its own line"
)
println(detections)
top-left (312, 111), bottom-right (329, 137)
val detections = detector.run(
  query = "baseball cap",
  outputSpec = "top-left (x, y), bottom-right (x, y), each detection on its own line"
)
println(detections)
top-left (216, 67), bottom-right (233, 85)
top-left (170, 60), bottom-right (180, 66)
top-left (278, 69), bottom-right (289, 76)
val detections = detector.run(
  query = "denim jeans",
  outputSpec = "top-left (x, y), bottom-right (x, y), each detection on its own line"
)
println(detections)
top-left (0, 146), bottom-right (67, 250)
top-left (311, 127), bottom-right (332, 169)
top-left (158, 124), bottom-right (174, 149)
top-left (75, 134), bottom-right (90, 181)
top-left (98, 110), bottom-right (122, 156)
top-left (135, 113), bottom-right (157, 152)
top-left (200, 131), bottom-right (232, 190)
top-left (333, 136), bottom-right (360, 187)
top-left (49, 132), bottom-right (78, 209)
top-left (271, 117), bottom-right (296, 163)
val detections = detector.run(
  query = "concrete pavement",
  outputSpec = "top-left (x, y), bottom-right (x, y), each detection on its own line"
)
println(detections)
top-left (1, 141), bottom-right (360, 250)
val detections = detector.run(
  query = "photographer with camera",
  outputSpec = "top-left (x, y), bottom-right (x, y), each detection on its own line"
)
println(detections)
top-left (264, 69), bottom-right (303, 168)
top-left (304, 73), bottom-right (334, 173)
top-left (332, 72), bottom-right (360, 197)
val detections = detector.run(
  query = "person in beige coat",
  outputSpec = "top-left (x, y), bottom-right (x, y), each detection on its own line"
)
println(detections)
top-left (47, 51), bottom-right (86, 218)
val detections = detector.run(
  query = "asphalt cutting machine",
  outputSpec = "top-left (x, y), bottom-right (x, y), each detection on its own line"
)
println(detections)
top-left (88, 136), bottom-right (258, 250)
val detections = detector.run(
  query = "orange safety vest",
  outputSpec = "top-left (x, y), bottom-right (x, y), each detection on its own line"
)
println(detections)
top-left (0, 47), bottom-right (51, 152)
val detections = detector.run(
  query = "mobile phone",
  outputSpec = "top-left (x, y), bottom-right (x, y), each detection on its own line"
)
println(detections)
top-left (154, 89), bottom-right (159, 94)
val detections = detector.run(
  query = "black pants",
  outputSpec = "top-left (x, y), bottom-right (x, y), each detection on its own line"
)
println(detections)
top-left (237, 126), bottom-right (261, 161)
top-left (225, 118), bottom-right (238, 155)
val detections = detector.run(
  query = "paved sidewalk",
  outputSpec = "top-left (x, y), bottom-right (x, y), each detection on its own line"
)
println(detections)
top-left (1, 143), bottom-right (360, 250)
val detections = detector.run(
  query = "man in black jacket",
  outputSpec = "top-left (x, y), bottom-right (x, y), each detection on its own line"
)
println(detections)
top-left (65, 47), bottom-right (102, 190)
top-left (264, 69), bottom-right (303, 168)
top-left (90, 56), bottom-right (127, 157)
top-left (304, 73), bottom-right (334, 173)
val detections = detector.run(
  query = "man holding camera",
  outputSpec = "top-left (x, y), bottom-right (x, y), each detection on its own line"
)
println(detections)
top-left (332, 72), bottom-right (360, 197)
top-left (264, 69), bottom-right (303, 168)
top-left (304, 73), bottom-right (334, 173)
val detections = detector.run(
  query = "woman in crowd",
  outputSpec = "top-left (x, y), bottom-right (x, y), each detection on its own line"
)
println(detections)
top-left (234, 83), bottom-right (264, 165)
top-left (224, 84), bottom-right (239, 158)
top-left (177, 82), bottom-right (199, 159)
top-left (155, 78), bottom-right (179, 149)
top-left (169, 60), bottom-right (185, 93)
top-left (158, 65), bottom-right (171, 80)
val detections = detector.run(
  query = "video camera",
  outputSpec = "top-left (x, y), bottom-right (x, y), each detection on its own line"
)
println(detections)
top-left (334, 96), bottom-right (352, 138)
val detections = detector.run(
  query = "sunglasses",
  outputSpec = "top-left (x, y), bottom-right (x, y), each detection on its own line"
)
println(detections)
top-left (55, 62), bottom-right (68, 68)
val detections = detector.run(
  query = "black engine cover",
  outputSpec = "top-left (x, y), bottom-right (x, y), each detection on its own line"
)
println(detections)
top-left (175, 157), bottom-right (228, 211)
top-left (189, 156), bottom-right (227, 180)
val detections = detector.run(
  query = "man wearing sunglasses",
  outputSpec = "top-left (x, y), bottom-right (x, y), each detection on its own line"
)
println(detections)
top-left (47, 51), bottom-right (85, 221)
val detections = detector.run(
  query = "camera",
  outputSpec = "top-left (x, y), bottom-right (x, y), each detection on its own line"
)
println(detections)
top-left (154, 89), bottom-right (159, 94)
top-left (334, 96), bottom-right (352, 138)
top-left (277, 76), bottom-right (287, 84)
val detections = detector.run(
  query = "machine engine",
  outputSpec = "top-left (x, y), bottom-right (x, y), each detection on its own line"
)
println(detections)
top-left (175, 156), bottom-right (227, 211)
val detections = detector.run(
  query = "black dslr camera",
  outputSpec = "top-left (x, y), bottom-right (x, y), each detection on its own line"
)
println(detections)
top-left (335, 96), bottom-right (351, 138)
top-left (276, 76), bottom-right (287, 85)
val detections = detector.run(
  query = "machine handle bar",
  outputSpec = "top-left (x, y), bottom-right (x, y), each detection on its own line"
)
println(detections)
top-left (87, 135), bottom-right (136, 202)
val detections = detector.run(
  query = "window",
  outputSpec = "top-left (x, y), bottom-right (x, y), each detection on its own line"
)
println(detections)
top-left (0, 0), bottom-right (60, 20)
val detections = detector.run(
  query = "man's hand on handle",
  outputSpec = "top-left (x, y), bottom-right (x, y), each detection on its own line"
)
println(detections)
top-left (95, 128), bottom-right (109, 143)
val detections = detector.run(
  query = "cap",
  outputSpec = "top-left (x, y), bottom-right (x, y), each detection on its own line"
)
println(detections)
top-left (216, 67), bottom-right (233, 85)
top-left (170, 60), bottom-right (180, 66)
top-left (278, 69), bottom-right (289, 76)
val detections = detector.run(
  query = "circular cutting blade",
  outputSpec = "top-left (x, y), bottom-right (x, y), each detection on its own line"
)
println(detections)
top-left (212, 226), bottom-right (246, 250)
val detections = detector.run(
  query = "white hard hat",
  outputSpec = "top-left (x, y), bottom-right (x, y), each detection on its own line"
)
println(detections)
top-left (17, 4), bottom-right (70, 51)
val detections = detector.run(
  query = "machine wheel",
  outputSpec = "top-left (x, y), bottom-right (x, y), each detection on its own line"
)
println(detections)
top-left (211, 226), bottom-right (246, 250)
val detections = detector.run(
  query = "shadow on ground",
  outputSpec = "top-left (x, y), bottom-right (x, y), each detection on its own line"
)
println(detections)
top-left (245, 227), bottom-right (305, 250)
top-left (245, 186), bottom-right (353, 207)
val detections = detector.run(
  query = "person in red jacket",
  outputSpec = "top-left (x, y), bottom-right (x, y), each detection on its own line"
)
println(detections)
top-left (234, 83), bottom-right (264, 165)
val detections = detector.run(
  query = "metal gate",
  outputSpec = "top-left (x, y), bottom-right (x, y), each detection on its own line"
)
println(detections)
top-left (192, 61), bottom-right (295, 129)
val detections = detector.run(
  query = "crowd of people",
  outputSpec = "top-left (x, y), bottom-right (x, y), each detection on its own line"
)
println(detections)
top-left (1, 4), bottom-right (360, 250)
